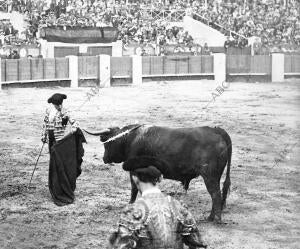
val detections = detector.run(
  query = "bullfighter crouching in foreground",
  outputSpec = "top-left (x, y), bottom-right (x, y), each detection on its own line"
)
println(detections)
top-left (108, 157), bottom-right (207, 249)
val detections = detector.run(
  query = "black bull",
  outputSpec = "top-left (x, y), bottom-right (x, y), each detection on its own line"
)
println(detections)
top-left (85, 124), bottom-right (232, 222)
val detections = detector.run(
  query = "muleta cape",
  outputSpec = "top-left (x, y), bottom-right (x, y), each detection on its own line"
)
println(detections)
top-left (48, 128), bottom-right (86, 206)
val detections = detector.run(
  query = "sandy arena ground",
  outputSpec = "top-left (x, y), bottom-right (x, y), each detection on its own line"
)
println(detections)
top-left (0, 80), bottom-right (299, 249)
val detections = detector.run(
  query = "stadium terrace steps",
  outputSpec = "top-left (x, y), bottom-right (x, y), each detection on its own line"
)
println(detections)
top-left (183, 16), bottom-right (226, 47)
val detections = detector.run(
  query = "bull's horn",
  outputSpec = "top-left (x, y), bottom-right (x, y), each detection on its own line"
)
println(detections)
top-left (83, 128), bottom-right (110, 136)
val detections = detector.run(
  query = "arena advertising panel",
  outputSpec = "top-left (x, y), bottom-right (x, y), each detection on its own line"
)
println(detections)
top-left (40, 27), bottom-right (118, 43)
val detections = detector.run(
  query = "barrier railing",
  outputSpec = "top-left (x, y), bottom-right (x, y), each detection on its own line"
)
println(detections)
top-left (139, 8), bottom-right (186, 22)
top-left (142, 56), bottom-right (213, 77)
top-left (226, 55), bottom-right (271, 75)
top-left (0, 1), bottom-right (7, 12)
top-left (284, 54), bottom-right (300, 76)
top-left (0, 54), bottom-right (299, 89)
top-left (1, 57), bottom-right (69, 83)
top-left (111, 57), bottom-right (132, 79)
top-left (78, 56), bottom-right (99, 80)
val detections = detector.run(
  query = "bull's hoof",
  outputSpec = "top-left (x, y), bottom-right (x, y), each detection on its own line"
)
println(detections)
top-left (221, 202), bottom-right (227, 210)
top-left (206, 215), bottom-right (215, 222)
top-left (207, 214), bottom-right (222, 224)
top-left (213, 216), bottom-right (222, 224)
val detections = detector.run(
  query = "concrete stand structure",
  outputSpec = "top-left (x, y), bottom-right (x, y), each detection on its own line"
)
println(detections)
top-left (213, 53), bottom-right (226, 83)
top-left (272, 53), bottom-right (284, 82)
top-left (99, 55), bottom-right (111, 87)
top-left (67, 56), bottom-right (79, 88)
top-left (132, 55), bottom-right (142, 85)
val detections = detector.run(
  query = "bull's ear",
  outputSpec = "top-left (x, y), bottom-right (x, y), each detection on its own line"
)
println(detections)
top-left (100, 134), bottom-right (109, 142)
top-left (110, 127), bottom-right (121, 132)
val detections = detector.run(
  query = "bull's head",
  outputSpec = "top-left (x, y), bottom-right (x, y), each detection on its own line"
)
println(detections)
top-left (83, 127), bottom-right (126, 164)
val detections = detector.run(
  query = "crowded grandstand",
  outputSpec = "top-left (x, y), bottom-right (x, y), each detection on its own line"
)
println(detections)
top-left (0, 0), bottom-right (299, 58)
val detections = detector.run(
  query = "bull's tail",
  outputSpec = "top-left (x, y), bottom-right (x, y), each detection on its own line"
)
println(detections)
top-left (214, 127), bottom-right (232, 210)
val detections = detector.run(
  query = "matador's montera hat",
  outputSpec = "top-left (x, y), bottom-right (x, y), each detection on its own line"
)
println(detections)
top-left (123, 156), bottom-right (168, 182)
top-left (48, 93), bottom-right (67, 105)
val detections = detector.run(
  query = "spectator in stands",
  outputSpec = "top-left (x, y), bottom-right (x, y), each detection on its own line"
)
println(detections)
top-left (0, 30), bottom-right (4, 46)
top-left (183, 31), bottom-right (193, 46)
top-left (235, 37), bottom-right (248, 49)
top-left (6, 49), bottom-right (19, 59)
top-left (253, 37), bottom-right (262, 55)
top-left (135, 46), bottom-right (143, 56)
top-left (3, 0), bottom-right (299, 55)
top-left (0, 47), bottom-right (5, 58)
top-left (19, 47), bottom-right (27, 58)
top-left (224, 36), bottom-right (232, 53)
top-left (202, 42), bottom-right (211, 55)
top-left (191, 0), bottom-right (300, 52)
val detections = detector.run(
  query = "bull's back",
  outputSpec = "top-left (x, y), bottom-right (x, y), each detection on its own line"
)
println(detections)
top-left (140, 126), bottom-right (223, 151)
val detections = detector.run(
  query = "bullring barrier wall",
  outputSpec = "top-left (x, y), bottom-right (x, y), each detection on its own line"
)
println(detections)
top-left (142, 56), bottom-right (213, 76)
top-left (284, 54), bottom-right (300, 78)
top-left (1, 58), bottom-right (69, 82)
top-left (0, 53), bottom-right (299, 89)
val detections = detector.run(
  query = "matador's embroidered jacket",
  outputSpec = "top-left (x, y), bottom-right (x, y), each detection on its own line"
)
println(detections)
top-left (114, 189), bottom-right (203, 249)
top-left (42, 105), bottom-right (78, 143)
